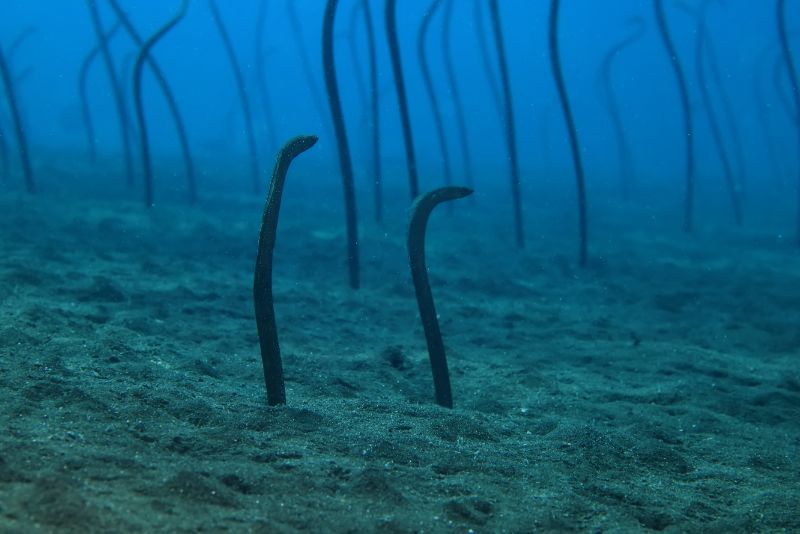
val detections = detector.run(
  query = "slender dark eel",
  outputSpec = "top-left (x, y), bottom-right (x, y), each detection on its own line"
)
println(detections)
top-left (385, 0), bottom-right (420, 199)
top-left (79, 22), bottom-right (120, 163)
top-left (777, 0), bottom-right (800, 246)
top-left (0, 27), bottom-right (37, 183)
top-left (700, 3), bottom-right (747, 195)
top-left (208, 0), bottom-right (260, 195)
top-left (417, 0), bottom-right (453, 193)
top-left (287, 2), bottom-right (333, 139)
top-left (774, 54), bottom-right (799, 123)
top-left (254, 135), bottom-right (319, 406)
top-left (86, 0), bottom-right (135, 189)
top-left (754, 46), bottom-right (786, 189)
top-left (549, 0), bottom-right (588, 267)
top-left (0, 44), bottom-right (34, 193)
top-left (131, 0), bottom-right (188, 208)
top-left (654, 0), bottom-right (695, 233)
top-left (690, 1), bottom-right (742, 225)
top-left (361, 0), bottom-right (382, 223)
top-left (110, 0), bottom-right (195, 205)
top-left (408, 186), bottom-right (473, 408)
top-left (443, 0), bottom-right (475, 192)
top-left (254, 0), bottom-right (278, 153)
top-left (322, 0), bottom-right (360, 289)
top-left (0, 118), bottom-right (8, 181)
top-left (487, 0), bottom-right (523, 248)
top-left (596, 17), bottom-right (644, 201)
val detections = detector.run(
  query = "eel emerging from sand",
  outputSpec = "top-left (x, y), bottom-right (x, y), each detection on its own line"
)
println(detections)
top-left (131, 0), bottom-right (189, 208)
top-left (408, 186), bottom-right (473, 408)
top-left (322, 0), bottom-right (360, 290)
top-left (0, 43), bottom-right (34, 193)
top-left (254, 135), bottom-right (318, 406)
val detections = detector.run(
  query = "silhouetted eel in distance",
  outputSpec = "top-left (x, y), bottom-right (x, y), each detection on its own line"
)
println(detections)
top-left (86, 0), bottom-right (135, 189)
top-left (0, 44), bottom-right (34, 193)
top-left (654, 0), bottom-right (695, 233)
top-left (6, 28), bottom-right (37, 90)
top-left (774, 54), bottom-right (799, 123)
top-left (418, 0), bottom-right (453, 193)
top-left (768, 49), bottom-right (800, 188)
top-left (341, 0), bottom-right (381, 221)
top-left (0, 120), bottom-right (8, 181)
top-left (361, 0), bottom-right (382, 223)
top-left (488, 0), bottom-right (523, 247)
top-left (699, 2), bottom-right (747, 194)
top-left (342, 6), bottom-right (372, 144)
top-left (4, 27), bottom-right (37, 93)
top-left (255, 0), bottom-right (278, 153)
top-left (0, 29), bottom-right (37, 182)
top-left (443, 0), bottom-right (474, 192)
top-left (112, 0), bottom-right (195, 205)
top-left (130, 0), bottom-right (190, 208)
top-left (208, 0), bottom-right (260, 194)
top-left (385, 0), bottom-right (420, 199)
top-left (254, 135), bottom-right (319, 406)
top-left (777, 0), bottom-right (800, 246)
top-left (689, 1), bottom-right (742, 225)
top-left (549, 0), bottom-right (588, 266)
top-left (287, 2), bottom-right (333, 139)
top-left (118, 52), bottom-right (139, 142)
top-left (408, 186), bottom-right (473, 409)
top-left (754, 46), bottom-right (786, 189)
top-left (322, 0), bottom-right (360, 289)
top-left (0, 30), bottom-right (35, 180)
top-left (79, 22), bottom-right (120, 163)
top-left (597, 17), bottom-right (644, 201)
top-left (474, 0), bottom-right (503, 119)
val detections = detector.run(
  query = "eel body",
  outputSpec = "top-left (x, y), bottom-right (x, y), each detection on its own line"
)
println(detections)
top-left (408, 186), bottom-right (473, 408)
top-left (254, 135), bottom-right (318, 406)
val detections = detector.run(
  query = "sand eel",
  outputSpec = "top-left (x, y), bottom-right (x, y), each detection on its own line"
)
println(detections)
top-left (254, 135), bottom-right (318, 406)
top-left (407, 186), bottom-right (473, 408)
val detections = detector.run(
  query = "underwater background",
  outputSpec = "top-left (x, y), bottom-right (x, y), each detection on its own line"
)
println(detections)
top-left (1, 0), bottom-right (799, 531)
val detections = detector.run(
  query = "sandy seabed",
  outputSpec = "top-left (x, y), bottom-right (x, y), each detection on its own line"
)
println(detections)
top-left (0, 174), bottom-right (798, 533)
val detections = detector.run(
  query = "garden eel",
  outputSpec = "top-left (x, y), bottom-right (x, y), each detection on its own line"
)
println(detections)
top-left (132, 0), bottom-right (188, 208)
top-left (322, 0), bottom-right (360, 289)
top-left (408, 186), bottom-right (473, 408)
top-left (254, 135), bottom-right (318, 406)
top-left (654, 0), bottom-right (695, 233)
top-left (417, 0), bottom-right (453, 197)
top-left (443, 0), bottom-right (475, 193)
top-left (0, 44), bottom-right (34, 193)
top-left (777, 0), bottom-right (800, 246)
top-left (385, 0), bottom-right (420, 199)
top-left (360, 0), bottom-right (382, 223)
top-left (487, 0), bottom-right (523, 248)
top-left (111, 0), bottom-right (195, 205)
top-left (208, 0), bottom-right (260, 194)
top-left (79, 22), bottom-right (120, 163)
top-left (596, 17), bottom-right (645, 201)
top-left (549, 0), bottom-right (588, 267)
top-left (254, 0), bottom-right (278, 153)
top-left (688, 1), bottom-right (743, 225)
top-left (86, 0), bottom-right (135, 189)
